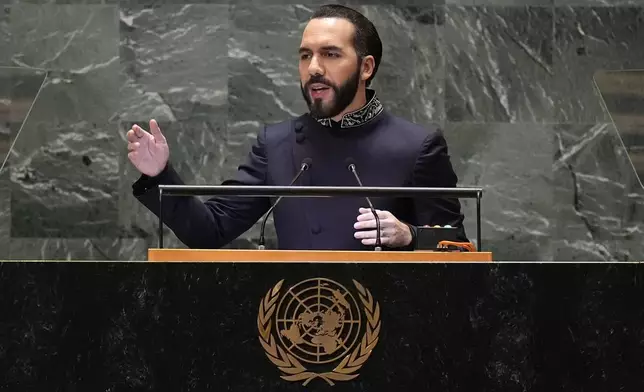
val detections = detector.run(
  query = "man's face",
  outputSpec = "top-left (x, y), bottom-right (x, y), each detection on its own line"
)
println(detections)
top-left (298, 17), bottom-right (363, 119)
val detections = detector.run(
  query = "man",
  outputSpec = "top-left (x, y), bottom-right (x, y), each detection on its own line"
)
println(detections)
top-left (127, 4), bottom-right (467, 250)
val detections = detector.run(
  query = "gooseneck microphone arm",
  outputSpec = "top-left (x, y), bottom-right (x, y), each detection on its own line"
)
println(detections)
top-left (258, 158), bottom-right (312, 249)
top-left (345, 159), bottom-right (382, 251)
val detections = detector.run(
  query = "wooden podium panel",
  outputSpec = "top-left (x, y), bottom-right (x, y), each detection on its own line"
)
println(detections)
top-left (147, 248), bottom-right (493, 262)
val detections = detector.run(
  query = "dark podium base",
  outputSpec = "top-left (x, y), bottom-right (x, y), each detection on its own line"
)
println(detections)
top-left (1, 261), bottom-right (643, 391)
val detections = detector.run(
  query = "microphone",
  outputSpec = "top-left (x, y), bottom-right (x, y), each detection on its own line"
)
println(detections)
top-left (258, 158), bottom-right (312, 249)
top-left (345, 158), bottom-right (382, 251)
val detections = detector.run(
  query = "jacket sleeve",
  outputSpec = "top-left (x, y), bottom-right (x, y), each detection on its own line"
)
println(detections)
top-left (132, 127), bottom-right (271, 249)
top-left (408, 129), bottom-right (469, 243)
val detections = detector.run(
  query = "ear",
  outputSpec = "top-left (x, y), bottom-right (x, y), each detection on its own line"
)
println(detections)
top-left (360, 55), bottom-right (375, 82)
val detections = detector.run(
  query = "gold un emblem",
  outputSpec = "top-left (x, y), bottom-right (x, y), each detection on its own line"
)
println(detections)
top-left (257, 278), bottom-right (381, 386)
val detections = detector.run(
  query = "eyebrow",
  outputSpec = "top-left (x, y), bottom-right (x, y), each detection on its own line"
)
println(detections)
top-left (298, 45), bottom-right (344, 54)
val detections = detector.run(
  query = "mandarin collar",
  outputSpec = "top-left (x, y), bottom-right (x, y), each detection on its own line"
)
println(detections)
top-left (314, 89), bottom-right (384, 129)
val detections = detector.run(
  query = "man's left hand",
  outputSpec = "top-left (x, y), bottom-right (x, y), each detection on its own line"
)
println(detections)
top-left (353, 208), bottom-right (412, 248)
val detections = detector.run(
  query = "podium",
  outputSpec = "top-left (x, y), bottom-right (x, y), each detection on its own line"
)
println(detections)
top-left (141, 247), bottom-right (493, 387)
top-left (2, 255), bottom-right (642, 389)
top-left (147, 248), bottom-right (493, 262)
top-left (3, 184), bottom-right (642, 389)
top-left (112, 184), bottom-right (504, 387)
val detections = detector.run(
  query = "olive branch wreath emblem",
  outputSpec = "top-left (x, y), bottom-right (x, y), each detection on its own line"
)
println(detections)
top-left (257, 279), bottom-right (381, 386)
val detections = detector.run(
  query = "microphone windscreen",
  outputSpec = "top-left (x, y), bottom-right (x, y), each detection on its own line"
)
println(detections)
top-left (301, 157), bottom-right (313, 167)
top-left (344, 157), bottom-right (356, 169)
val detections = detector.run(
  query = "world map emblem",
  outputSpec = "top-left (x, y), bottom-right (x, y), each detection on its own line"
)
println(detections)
top-left (257, 278), bottom-right (381, 386)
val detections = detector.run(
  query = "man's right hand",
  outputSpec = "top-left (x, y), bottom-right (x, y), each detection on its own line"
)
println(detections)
top-left (126, 119), bottom-right (170, 177)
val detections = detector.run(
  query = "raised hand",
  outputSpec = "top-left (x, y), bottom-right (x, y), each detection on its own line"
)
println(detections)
top-left (126, 119), bottom-right (169, 177)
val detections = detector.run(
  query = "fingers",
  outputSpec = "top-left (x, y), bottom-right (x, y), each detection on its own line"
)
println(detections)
top-left (354, 229), bottom-right (391, 246)
top-left (354, 208), bottom-right (398, 246)
top-left (149, 119), bottom-right (166, 143)
top-left (126, 129), bottom-right (138, 143)
top-left (356, 208), bottom-right (389, 221)
top-left (354, 209), bottom-right (393, 230)
top-left (128, 142), bottom-right (140, 152)
top-left (359, 237), bottom-right (389, 246)
top-left (126, 120), bottom-right (165, 144)
top-left (127, 125), bottom-right (147, 143)
top-left (126, 129), bottom-right (139, 143)
top-left (354, 228), bottom-right (393, 240)
top-left (354, 219), bottom-right (390, 230)
top-left (133, 124), bottom-right (146, 138)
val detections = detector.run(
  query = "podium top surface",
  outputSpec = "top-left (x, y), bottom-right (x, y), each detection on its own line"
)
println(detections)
top-left (147, 249), bottom-right (493, 262)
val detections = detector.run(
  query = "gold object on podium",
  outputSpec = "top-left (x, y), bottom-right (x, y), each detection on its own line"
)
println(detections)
top-left (147, 249), bottom-right (493, 262)
top-left (257, 278), bottom-right (380, 386)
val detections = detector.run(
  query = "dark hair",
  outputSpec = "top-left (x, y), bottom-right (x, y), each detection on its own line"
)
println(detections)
top-left (311, 4), bottom-right (383, 87)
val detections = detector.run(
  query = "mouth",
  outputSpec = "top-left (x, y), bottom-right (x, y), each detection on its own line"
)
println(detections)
top-left (309, 84), bottom-right (332, 99)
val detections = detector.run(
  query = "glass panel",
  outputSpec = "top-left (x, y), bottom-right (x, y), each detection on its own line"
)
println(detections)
top-left (593, 69), bottom-right (644, 190)
top-left (0, 66), bottom-right (48, 255)
top-left (0, 66), bottom-right (47, 173)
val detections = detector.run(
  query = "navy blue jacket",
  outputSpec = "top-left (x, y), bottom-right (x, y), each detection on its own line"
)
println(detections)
top-left (133, 93), bottom-right (467, 250)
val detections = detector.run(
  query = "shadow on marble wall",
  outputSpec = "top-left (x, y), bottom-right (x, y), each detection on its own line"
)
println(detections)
top-left (0, 2), bottom-right (643, 260)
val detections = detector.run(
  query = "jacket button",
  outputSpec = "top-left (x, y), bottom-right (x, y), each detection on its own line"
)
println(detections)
top-left (311, 224), bottom-right (321, 234)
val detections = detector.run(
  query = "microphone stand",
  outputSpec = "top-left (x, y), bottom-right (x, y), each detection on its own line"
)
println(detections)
top-left (347, 163), bottom-right (382, 251)
top-left (258, 159), bottom-right (311, 249)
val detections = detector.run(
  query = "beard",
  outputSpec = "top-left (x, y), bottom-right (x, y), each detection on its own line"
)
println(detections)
top-left (300, 65), bottom-right (361, 119)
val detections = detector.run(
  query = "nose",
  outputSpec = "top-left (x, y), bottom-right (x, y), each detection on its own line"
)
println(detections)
top-left (308, 54), bottom-right (324, 77)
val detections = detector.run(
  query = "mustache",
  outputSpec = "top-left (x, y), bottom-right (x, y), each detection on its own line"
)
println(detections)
top-left (305, 76), bottom-right (334, 89)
